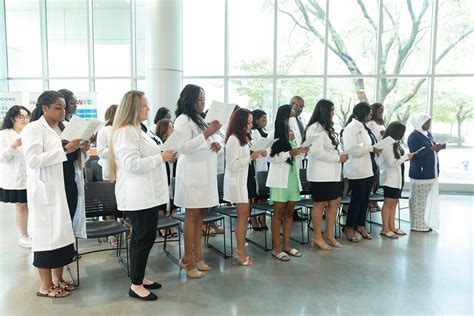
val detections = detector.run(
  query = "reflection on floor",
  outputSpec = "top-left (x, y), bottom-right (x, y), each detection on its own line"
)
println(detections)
top-left (0, 194), bottom-right (472, 315)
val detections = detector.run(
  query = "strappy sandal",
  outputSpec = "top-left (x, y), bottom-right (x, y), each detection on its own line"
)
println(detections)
top-left (284, 248), bottom-right (302, 257)
top-left (393, 229), bottom-right (407, 236)
top-left (179, 259), bottom-right (205, 278)
top-left (36, 286), bottom-right (70, 298)
top-left (380, 231), bottom-right (398, 239)
top-left (271, 251), bottom-right (290, 261)
top-left (233, 249), bottom-right (253, 266)
top-left (356, 228), bottom-right (373, 240)
top-left (193, 254), bottom-right (211, 271)
top-left (342, 227), bottom-right (359, 242)
top-left (57, 280), bottom-right (75, 291)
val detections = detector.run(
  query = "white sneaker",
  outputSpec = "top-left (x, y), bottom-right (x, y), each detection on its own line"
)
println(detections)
top-left (18, 235), bottom-right (32, 248)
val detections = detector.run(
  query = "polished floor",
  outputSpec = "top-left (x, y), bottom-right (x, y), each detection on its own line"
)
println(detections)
top-left (0, 194), bottom-right (472, 315)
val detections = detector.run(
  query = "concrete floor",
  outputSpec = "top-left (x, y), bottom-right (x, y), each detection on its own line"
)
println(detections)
top-left (0, 194), bottom-right (472, 315)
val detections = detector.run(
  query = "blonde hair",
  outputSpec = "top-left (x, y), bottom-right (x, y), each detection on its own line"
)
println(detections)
top-left (108, 90), bottom-right (145, 181)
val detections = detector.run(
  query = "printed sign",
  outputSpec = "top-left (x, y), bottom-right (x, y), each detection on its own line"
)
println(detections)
top-left (0, 92), bottom-right (22, 120)
top-left (75, 92), bottom-right (97, 119)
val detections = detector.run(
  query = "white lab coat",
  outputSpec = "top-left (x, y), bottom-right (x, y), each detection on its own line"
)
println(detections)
top-left (265, 130), bottom-right (302, 191)
top-left (72, 151), bottom-right (88, 239)
top-left (112, 125), bottom-right (169, 211)
top-left (96, 125), bottom-right (112, 181)
top-left (21, 116), bottom-right (75, 251)
top-left (223, 135), bottom-right (251, 204)
top-left (306, 123), bottom-right (342, 182)
top-left (173, 114), bottom-right (219, 208)
top-left (0, 129), bottom-right (27, 190)
top-left (250, 129), bottom-right (268, 172)
top-left (342, 119), bottom-right (374, 180)
top-left (379, 147), bottom-right (409, 189)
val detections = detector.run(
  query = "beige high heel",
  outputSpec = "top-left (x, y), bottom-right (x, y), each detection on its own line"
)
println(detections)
top-left (193, 254), bottom-right (211, 271)
top-left (179, 259), bottom-right (205, 278)
top-left (323, 231), bottom-right (343, 248)
top-left (311, 235), bottom-right (332, 250)
top-left (233, 249), bottom-right (253, 266)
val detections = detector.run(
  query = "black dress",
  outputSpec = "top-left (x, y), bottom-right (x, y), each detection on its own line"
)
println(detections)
top-left (62, 141), bottom-right (79, 220)
top-left (247, 160), bottom-right (258, 200)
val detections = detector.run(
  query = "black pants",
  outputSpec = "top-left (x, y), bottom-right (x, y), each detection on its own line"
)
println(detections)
top-left (347, 177), bottom-right (373, 229)
top-left (125, 206), bottom-right (159, 285)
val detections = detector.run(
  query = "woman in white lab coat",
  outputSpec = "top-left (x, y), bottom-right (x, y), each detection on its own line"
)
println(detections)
top-left (97, 104), bottom-right (118, 181)
top-left (57, 89), bottom-right (88, 241)
top-left (342, 102), bottom-right (383, 242)
top-left (224, 108), bottom-right (266, 265)
top-left (249, 109), bottom-right (269, 230)
top-left (23, 90), bottom-right (80, 298)
top-left (0, 105), bottom-right (32, 248)
top-left (305, 99), bottom-right (348, 250)
top-left (379, 122), bottom-right (415, 238)
top-left (267, 104), bottom-right (308, 261)
top-left (174, 84), bottom-right (222, 278)
top-left (109, 90), bottom-right (175, 301)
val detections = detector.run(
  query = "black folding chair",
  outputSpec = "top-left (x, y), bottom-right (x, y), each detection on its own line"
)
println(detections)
top-left (154, 214), bottom-right (182, 265)
top-left (214, 173), bottom-right (268, 255)
top-left (72, 182), bottom-right (129, 287)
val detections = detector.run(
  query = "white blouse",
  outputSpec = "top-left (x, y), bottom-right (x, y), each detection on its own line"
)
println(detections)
top-left (0, 129), bottom-right (27, 190)
top-left (96, 125), bottom-right (112, 181)
top-left (342, 119), bottom-right (374, 180)
top-left (223, 135), bottom-right (251, 204)
top-left (306, 123), bottom-right (341, 182)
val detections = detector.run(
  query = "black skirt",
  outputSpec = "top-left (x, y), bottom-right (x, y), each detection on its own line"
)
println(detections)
top-left (0, 188), bottom-right (27, 203)
top-left (247, 162), bottom-right (258, 200)
top-left (383, 186), bottom-right (402, 199)
top-left (310, 181), bottom-right (343, 202)
top-left (33, 243), bottom-right (74, 269)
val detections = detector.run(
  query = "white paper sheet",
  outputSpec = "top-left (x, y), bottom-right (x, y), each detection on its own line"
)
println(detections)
top-left (205, 100), bottom-right (236, 125)
top-left (61, 115), bottom-right (104, 141)
top-left (373, 136), bottom-right (396, 149)
top-left (250, 138), bottom-right (278, 151)
top-left (160, 129), bottom-right (184, 151)
top-left (301, 135), bottom-right (318, 147)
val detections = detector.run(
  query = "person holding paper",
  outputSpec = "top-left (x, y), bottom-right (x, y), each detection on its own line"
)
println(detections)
top-left (96, 104), bottom-right (119, 245)
top-left (155, 118), bottom-right (178, 237)
top-left (23, 90), bottom-right (80, 298)
top-left (173, 84), bottom-right (222, 278)
top-left (267, 104), bottom-right (308, 261)
top-left (97, 104), bottom-right (118, 181)
top-left (109, 90), bottom-right (176, 301)
top-left (342, 102), bottom-right (383, 242)
top-left (305, 99), bottom-right (348, 250)
top-left (223, 109), bottom-right (266, 265)
top-left (58, 89), bottom-right (89, 243)
top-left (0, 105), bottom-right (32, 248)
top-left (379, 122), bottom-right (416, 238)
top-left (250, 109), bottom-right (269, 230)
top-left (367, 103), bottom-right (386, 211)
top-left (407, 114), bottom-right (444, 232)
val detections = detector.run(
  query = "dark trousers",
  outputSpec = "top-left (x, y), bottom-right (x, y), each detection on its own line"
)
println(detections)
top-left (347, 177), bottom-right (372, 229)
top-left (125, 206), bottom-right (159, 285)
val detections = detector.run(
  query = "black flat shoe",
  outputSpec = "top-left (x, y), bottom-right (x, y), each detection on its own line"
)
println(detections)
top-left (128, 288), bottom-right (158, 301)
top-left (143, 282), bottom-right (162, 289)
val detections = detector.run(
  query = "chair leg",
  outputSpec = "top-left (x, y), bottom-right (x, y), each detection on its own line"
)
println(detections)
top-left (75, 238), bottom-right (80, 287)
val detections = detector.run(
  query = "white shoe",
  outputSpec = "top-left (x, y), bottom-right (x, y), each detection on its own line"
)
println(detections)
top-left (18, 235), bottom-right (32, 248)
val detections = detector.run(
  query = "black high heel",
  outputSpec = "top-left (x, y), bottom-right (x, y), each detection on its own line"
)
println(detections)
top-left (248, 218), bottom-right (262, 231)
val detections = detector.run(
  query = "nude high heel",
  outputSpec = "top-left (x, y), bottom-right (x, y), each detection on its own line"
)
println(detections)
top-left (179, 259), bottom-right (205, 278)
top-left (193, 254), bottom-right (211, 271)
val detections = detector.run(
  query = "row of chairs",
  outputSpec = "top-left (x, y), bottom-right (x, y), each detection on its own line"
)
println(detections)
top-left (74, 161), bottom-right (409, 285)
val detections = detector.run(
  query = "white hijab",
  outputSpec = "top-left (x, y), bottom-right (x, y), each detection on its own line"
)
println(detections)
top-left (412, 113), bottom-right (431, 136)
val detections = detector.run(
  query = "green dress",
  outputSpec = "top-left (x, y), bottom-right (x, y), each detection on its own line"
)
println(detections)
top-left (270, 139), bottom-right (301, 203)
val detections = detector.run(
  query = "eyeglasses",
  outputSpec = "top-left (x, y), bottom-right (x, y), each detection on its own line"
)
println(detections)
top-left (16, 115), bottom-right (31, 120)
